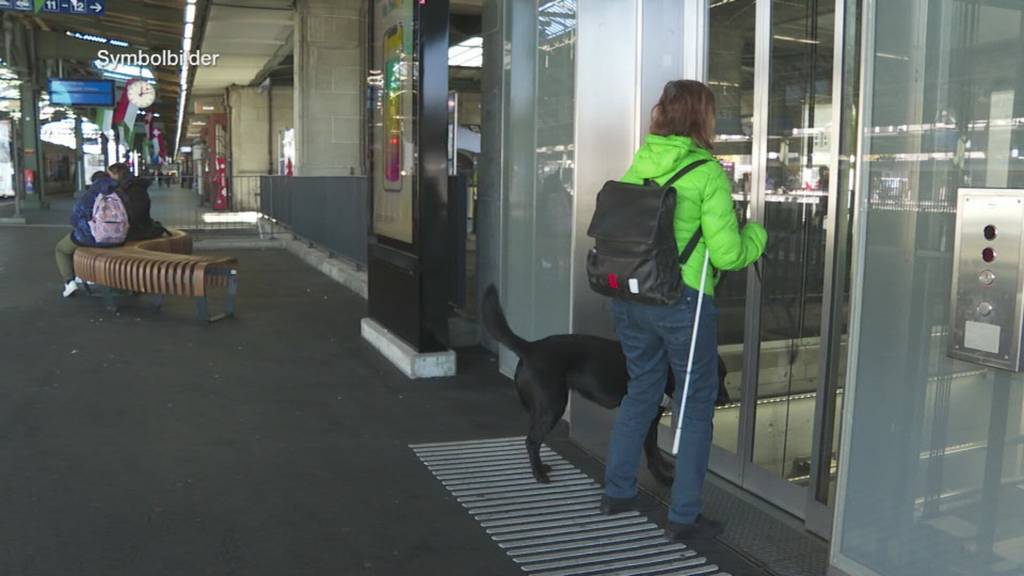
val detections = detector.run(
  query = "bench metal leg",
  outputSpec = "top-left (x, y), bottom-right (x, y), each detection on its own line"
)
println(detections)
top-left (101, 285), bottom-right (118, 313)
top-left (224, 270), bottom-right (239, 317)
top-left (196, 296), bottom-right (210, 322)
top-left (196, 269), bottom-right (239, 323)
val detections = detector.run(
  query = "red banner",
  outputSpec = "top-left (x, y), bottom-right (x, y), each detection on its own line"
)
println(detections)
top-left (212, 156), bottom-right (228, 211)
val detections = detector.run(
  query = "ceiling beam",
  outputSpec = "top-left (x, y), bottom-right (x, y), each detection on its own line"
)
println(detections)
top-left (250, 27), bottom-right (293, 87)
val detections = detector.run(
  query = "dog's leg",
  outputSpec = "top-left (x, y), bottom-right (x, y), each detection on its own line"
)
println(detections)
top-left (644, 407), bottom-right (674, 486)
top-left (715, 355), bottom-right (732, 406)
top-left (526, 396), bottom-right (566, 484)
top-left (526, 411), bottom-right (560, 484)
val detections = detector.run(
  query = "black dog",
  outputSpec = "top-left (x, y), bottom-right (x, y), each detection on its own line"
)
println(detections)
top-left (482, 285), bottom-right (729, 485)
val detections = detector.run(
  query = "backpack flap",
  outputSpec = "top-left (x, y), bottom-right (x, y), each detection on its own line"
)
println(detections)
top-left (586, 181), bottom-right (672, 245)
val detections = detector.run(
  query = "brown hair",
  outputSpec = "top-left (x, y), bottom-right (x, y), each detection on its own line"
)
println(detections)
top-left (107, 163), bottom-right (130, 180)
top-left (649, 80), bottom-right (717, 150)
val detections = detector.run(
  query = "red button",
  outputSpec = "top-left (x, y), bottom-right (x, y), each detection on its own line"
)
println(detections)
top-left (983, 248), bottom-right (996, 263)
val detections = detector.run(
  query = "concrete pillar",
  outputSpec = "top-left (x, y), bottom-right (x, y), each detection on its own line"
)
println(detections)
top-left (19, 80), bottom-right (44, 207)
top-left (270, 85), bottom-right (294, 174)
top-left (74, 115), bottom-right (85, 193)
top-left (227, 84), bottom-right (294, 191)
top-left (293, 0), bottom-right (365, 176)
top-left (227, 85), bottom-right (271, 178)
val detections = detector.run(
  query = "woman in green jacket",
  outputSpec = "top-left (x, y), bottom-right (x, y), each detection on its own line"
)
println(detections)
top-left (600, 80), bottom-right (767, 541)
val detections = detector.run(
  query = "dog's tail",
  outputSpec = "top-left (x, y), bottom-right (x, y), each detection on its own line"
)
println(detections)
top-left (481, 284), bottom-right (531, 356)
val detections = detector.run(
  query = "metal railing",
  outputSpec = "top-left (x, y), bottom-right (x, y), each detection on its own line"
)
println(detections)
top-left (151, 174), bottom-right (266, 235)
top-left (260, 176), bottom-right (369, 265)
top-left (146, 175), bottom-right (370, 253)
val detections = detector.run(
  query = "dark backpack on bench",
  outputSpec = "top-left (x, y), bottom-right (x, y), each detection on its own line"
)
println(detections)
top-left (585, 159), bottom-right (709, 305)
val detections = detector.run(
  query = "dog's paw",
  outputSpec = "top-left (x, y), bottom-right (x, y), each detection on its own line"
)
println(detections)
top-left (532, 463), bottom-right (553, 484)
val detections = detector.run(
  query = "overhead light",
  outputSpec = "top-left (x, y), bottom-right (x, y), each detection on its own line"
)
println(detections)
top-left (66, 30), bottom-right (130, 47)
top-left (176, 0), bottom-right (199, 155)
top-left (773, 35), bottom-right (820, 45)
top-left (66, 31), bottom-right (109, 44)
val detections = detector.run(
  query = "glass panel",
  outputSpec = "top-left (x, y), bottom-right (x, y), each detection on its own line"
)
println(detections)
top-left (753, 0), bottom-right (835, 484)
top-left (707, 0), bottom-right (757, 455)
top-left (838, 1), bottom-right (1024, 575)
top-left (532, 0), bottom-right (576, 337)
top-left (502, 0), bottom-right (576, 343)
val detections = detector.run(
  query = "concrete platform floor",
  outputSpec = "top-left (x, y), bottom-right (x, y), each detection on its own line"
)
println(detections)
top-left (0, 224), bottom-right (776, 576)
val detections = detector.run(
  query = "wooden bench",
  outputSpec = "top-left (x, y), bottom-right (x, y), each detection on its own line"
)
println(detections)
top-left (73, 229), bottom-right (240, 322)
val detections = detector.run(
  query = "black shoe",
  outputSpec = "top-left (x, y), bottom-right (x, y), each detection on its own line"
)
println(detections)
top-left (665, 515), bottom-right (724, 542)
top-left (599, 495), bottom-right (638, 516)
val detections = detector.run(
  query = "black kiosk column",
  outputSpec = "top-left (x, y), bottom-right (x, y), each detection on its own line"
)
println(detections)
top-left (363, 0), bottom-right (454, 377)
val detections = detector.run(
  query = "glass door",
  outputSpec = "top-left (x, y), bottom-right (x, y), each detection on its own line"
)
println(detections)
top-left (705, 0), bottom-right (757, 483)
top-left (746, 0), bottom-right (838, 514)
top-left (834, 0), bottom-right (1024, 573)
top-left (697, 0), bottom-right (860, 537)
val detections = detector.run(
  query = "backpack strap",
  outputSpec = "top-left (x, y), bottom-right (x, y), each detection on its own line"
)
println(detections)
top-left (663, 159), bottom-right (711, 265)
top-left (679, 229), bottom-right (703, 265)
top-left (662, 158), bottom-right (710, 190)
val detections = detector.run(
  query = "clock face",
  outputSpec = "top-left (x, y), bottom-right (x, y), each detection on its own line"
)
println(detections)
top-left (126, 80), bottom-right (156, 109)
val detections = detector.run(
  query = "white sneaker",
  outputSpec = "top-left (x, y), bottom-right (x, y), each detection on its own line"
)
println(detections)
top-left (74, 276), bottom-right (95, 286)
top-left (62, 280), bottom-right (80, 298)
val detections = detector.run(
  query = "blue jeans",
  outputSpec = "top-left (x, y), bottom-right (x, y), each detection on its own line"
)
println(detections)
top-left (603, 287), bottom-right (719, 524)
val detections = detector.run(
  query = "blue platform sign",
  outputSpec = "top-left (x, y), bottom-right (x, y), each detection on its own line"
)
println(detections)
top-left (0, 1), bottom-right (12, 10)
top-left (48, 79), bottom-right (115, 107)
top-left (12, 0), bottom-right (33, 11)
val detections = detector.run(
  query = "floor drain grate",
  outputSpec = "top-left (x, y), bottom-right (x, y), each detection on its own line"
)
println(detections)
top-left (411, 436), bottom-right (730, 576)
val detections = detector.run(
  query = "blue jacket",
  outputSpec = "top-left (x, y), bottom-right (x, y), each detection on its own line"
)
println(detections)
top-left (71, 177), bottom-right (122, 247)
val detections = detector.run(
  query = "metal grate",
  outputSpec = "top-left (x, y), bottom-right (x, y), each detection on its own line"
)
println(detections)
top-left (411, 436), bottom-right (731, 576)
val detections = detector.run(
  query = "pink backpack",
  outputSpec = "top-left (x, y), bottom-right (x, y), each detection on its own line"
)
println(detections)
top-left (89, 193), bottom-right (129, 245)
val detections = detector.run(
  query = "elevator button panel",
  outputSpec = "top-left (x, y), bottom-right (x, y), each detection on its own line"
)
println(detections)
top-left (950, 188), bottom-right (1024, 371)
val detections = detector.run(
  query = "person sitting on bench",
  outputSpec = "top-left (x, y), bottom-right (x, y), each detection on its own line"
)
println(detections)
top-left (108, 163), bottom-right (167, 241)
top-left (55, 170), bottom-right (127, 298)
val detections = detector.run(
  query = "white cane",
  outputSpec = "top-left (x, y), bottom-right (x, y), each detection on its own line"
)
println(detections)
top-left (671, 246), bottom-right (712, 455)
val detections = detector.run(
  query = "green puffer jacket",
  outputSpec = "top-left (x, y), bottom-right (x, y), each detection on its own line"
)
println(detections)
top-left (622, 134), bottom-right (767, 297)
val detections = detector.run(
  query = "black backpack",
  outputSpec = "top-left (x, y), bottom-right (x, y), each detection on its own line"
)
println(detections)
top-left (585, 159), bottom-right (709, 305)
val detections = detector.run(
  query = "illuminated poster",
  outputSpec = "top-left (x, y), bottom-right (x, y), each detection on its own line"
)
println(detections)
top-left (372, 0), bottom-right (415, 244)
top-left (384, 25), bottom-right (403, 188)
